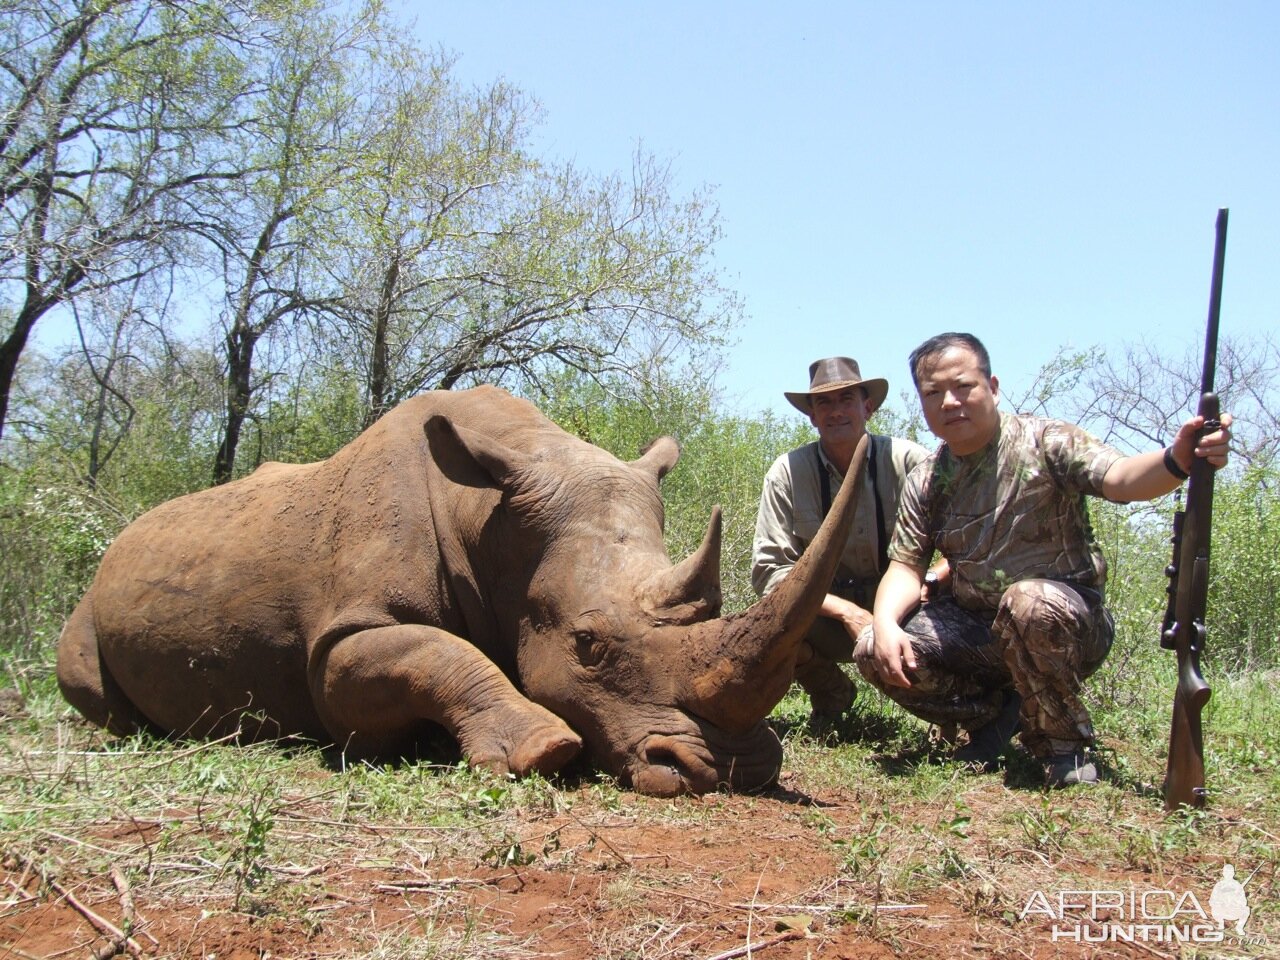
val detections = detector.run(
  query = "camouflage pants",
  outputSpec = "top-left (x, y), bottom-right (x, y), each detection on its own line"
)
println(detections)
top-left (853, 580), bottom-right (1113, 757)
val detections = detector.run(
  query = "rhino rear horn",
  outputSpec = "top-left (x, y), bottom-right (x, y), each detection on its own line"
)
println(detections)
top-left (641, 506), bottom-right (723, 623)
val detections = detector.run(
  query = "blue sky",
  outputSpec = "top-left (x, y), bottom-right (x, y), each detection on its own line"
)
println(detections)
top-left (415, 2), bottom-right (1278, 422)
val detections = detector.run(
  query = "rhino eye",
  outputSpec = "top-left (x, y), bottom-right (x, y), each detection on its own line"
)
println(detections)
top-left (574, 630), bottom-right (606, 667)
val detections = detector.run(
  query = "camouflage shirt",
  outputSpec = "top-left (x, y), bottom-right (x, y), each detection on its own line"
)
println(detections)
top-left (888, 412), bottom-right (1124, 613)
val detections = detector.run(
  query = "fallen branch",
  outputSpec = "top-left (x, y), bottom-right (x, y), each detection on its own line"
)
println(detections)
top-left (374, 876), bottom-right (499, 893)
top-left (702, 928), bottom-right (805, 960)
top-left (108, 867), bottom-right (158, 949)
top-left (2, 946), bottom-right (47, 960)
top-left (48, 878), bottom-right (145, 959)
top-left (109, 867), bottom-right (134, 927)
top-left (3, 857), bottom-right (37, 907)
top-left (21, 729), bottom-right (245, 770)
top-left (671, 889), bottom-right (753, 913)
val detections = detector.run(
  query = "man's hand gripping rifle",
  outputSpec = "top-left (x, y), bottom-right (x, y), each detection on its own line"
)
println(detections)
top-left (1161, 208), bottom-right (1228, 812)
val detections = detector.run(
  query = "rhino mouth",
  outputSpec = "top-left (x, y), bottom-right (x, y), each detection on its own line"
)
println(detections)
top-left (627, 723), bottom-right (783, 797)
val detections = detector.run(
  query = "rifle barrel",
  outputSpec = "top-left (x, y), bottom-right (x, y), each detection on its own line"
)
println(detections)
top-left (1201, 208), bottom-right (1228, 394)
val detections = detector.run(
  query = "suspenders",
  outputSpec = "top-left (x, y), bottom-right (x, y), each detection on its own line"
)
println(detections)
top-left (815, 439), bottom-right (889, 576)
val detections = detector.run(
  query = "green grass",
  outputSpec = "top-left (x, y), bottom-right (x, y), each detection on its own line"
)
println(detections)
top-left (2, 621), bottom-right (1279, 956)
top-left (768, 653), bottom-right (1280, 937)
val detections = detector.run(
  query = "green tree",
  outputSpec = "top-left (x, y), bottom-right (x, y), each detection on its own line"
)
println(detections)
top-left (1207, 463), bottom-right (1280, 670)
top-left (313, 39), bottom-right (741, 426)
top-left (1066, 335), bottom-right (1279, 465)
top-left (16, 334), bottom-right (223, 511)
top-left (0, 0), bottom-right (297, 439)
top-left (246, 364), bottom-right (366, 465)
top-left (209, 1), bottom-right (384, 483)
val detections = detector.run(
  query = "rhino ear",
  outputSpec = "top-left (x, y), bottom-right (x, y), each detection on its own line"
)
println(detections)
top-left (633, 436), bottom-right (680, 480)
top-left (425, 415), bottom-right (530, 487)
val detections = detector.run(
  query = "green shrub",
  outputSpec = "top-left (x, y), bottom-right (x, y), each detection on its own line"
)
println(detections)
top-left (0, 472), bottom-right (124, 668)
top-left (1208, 463), bottom-right (1280, 670)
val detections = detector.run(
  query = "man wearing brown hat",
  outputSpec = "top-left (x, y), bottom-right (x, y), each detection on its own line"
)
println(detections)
top-left (752, 357), bottom-right (930, 727)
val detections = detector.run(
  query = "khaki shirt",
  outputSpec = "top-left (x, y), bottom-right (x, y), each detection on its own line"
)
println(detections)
top-left (889, 412), bottom-right (1124, 613)
top-left (752, 434), bottom-right (930, 609)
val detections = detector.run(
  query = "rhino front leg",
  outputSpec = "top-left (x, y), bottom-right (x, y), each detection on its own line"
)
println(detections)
top-left (312, 624), bottom-right (582, 777)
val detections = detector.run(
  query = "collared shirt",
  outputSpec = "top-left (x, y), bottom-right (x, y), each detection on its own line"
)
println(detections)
top-left (889, 411), bottom-right (1124, 613)
top-left (752, 433), bottom-right (930, 609)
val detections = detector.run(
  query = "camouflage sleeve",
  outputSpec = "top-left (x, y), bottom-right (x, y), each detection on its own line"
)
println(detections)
top-left (886, 459), bottom-right (935, 571)
top-left (1040, 419), bottom-right (1124, 496)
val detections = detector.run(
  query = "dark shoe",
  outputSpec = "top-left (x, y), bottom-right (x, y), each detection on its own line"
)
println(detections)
top-left (1044, 751), bottom-right (1098, 788)
top-left (953, 690), bottom-right (1022, 771)
top-left (806, 709), bottom-right (846, 736)
top-left (796, 659), bottom-right (857, 716)
top-left (930, 721), bottom-right (961, 748)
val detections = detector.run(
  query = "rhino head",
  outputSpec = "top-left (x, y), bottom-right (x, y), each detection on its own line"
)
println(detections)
top-left (428, 416), bottom-right (866, 796)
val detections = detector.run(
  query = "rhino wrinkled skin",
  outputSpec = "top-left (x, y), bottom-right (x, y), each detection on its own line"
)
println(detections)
top-left (57, 386), bottom-right (865, 795)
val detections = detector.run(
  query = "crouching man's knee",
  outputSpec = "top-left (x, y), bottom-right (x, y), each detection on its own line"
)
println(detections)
top-left (993, 579), bottom-right (1113, 679)
top-left (851, 624), bottom-right (878, 684)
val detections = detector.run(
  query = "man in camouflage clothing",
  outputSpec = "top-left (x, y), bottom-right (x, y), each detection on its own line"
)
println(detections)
top-left (854, 332), bottom-right (1233, 787)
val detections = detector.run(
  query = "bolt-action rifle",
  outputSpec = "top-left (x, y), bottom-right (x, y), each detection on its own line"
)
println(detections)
top-left (1161, 208), bottom-right (1228, 811)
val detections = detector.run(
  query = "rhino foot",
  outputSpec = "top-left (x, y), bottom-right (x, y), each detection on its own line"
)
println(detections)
top-left (463, 708), bottom-right (583, 778)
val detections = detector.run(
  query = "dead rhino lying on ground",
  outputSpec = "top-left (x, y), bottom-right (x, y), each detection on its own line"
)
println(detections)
top-left (57, 386), bottom-right (865, 795)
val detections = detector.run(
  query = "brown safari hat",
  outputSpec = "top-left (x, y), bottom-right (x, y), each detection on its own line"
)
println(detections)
top-left (784, 356), bottom-right (889, 415)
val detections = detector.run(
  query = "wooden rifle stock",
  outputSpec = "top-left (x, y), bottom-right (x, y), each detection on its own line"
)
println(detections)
top-left (1161, 208), bottom-right (1227, 811)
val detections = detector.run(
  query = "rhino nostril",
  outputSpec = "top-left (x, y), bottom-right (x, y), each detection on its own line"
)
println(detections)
top-left (645, 747), bottom-right (682, 776)
top-left (632, 759), bottom-right (685, 796)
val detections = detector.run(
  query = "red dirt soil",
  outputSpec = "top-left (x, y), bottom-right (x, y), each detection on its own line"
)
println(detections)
top-left (3, 773), bottom-right (1236, 960)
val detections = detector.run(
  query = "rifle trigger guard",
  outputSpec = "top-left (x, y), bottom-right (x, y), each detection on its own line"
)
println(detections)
top-left (1191, 621), bottom-right (1206, 653)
